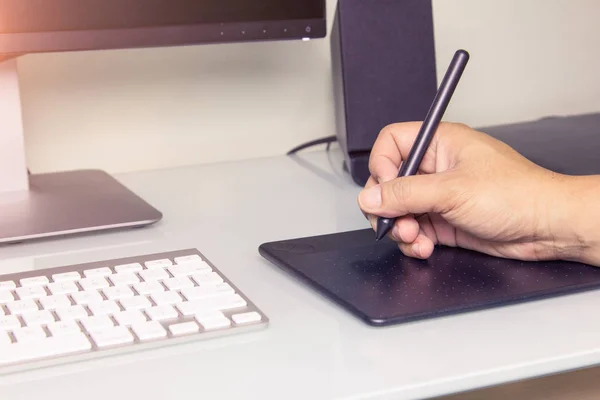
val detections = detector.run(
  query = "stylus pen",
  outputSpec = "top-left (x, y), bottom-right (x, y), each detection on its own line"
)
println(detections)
top-left (374, 49), bottom-right (470, 241)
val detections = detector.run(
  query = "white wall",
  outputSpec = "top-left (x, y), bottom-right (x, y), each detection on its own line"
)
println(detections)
top-left (15, 0), bottom-right (600, 174)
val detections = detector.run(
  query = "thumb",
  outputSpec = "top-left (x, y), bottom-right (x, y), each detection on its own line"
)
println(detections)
top-left (358, 173), bottom-right (454, 218)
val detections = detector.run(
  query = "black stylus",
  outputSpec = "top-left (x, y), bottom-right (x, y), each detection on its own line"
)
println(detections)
top-left (374, 49), bottom-right (470, 241)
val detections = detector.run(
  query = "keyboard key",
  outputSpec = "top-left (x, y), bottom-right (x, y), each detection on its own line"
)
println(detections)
top-left (90, 326), bottom-right (134, 348)
top-left (150, 291), bottom-right (182, 306)
top-left (119, 295), bottom-right (151, 311)
top-left (52, 271), bottom-right (81, 282)
top-left (109, 273), bottom-right (140, 286)
top-left (209, 293), bottom-right (247, 310)
top-left (131, 321), bottom-right (166, 341)
top-left (39, 294), bottom-right (72, 310)
top-left (174, 255), bottom-right (202, 264)
top-left (15, 285), bottom-right (47, 300)
top-left (198, 318), bottom-right (231, 330)
top-left (114, 263), bottom-right (143, 274)
top-left (139, 268), bottom-right (169, 282)
top-left (21, 310), bottom-right (55, 327)
top-left (20, 276), bottom-right (49, 287)
top-left (0, 331), bottom-right (11, 345)
top-left (144, 259), bottom-right (172, 269)
top-left (0, 315), bottom-right (21, 331)
top-left (12, 326), bottom-right (47, 343)
top-left (162, 277), bottom-right (194, 291)
top-left (55, 305), bottom-right (88, 321)
top-left (81, 315), bottom-right (114, 332)
top-left (47, 320), bottom-right (81, 337)
top-left (113, 310), bottom-right (147, 326)
top-left (194, 310), bottom-right (227, 320)
top-left (83, 267), bottom-right (112, 278)
top-left (47, 281), bottom-right (79, 295)
top-left (133, 281), bottom-right (165, 296)
top-left (168, 321), bottom-right (199, 336)
top-left (191, 272), bottom-right (223, 287)
top-left (6, 300), bottom-right (39, 315)
top-left (176, 258), bottom-right (212, 270)
top-left (102, 285), bottom-right (134, 301)
top-left (0, 290), bottom-right (15, 303)
top-left (195, 313), bottom-right (231, 330)
top-left (175, 302), bottom-right (196, 317)
top-left (232, 311), bottom-right (262, 325)
top-left (0, 281), bottom-right (16, 291)
top-left (177, 294), bottom-right (246, 316)
top-left (180, 283), bottom-right (234, 301)
top-left (145, 305), bottom-right (178, 321)
top-left (88, 300), bottom-right (121, 316)
top-left (71, 290), bottom-right (103, 306)
top-left (168, 263), bottom-right (210, 277)
top-left (0, 334), bottom-right (91, 366)
top-left (168, 264), bottom-right (200, 277)
top-left (78, 276), bottom-right (110, 291)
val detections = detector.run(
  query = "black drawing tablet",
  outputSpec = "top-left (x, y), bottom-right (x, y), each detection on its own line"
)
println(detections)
top-left (259, 229), bottom-right (600, 326)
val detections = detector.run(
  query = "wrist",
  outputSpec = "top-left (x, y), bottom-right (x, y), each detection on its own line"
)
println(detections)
top-left (545, 174), bottom-right (600, 266)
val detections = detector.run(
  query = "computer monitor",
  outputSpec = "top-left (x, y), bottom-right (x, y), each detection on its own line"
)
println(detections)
top-left (0, 0), bottom-right (327, 244)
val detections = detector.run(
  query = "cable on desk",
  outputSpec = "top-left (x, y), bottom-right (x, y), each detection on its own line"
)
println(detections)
top-left (286, 135), bottom-right (337, 155)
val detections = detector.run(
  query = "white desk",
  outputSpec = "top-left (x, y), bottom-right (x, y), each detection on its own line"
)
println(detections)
top-left (1, 148), bottom-right (600, 399)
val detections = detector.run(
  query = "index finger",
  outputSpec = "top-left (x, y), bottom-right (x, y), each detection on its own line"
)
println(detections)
top-left (368, 121), bottom-right (438, 183)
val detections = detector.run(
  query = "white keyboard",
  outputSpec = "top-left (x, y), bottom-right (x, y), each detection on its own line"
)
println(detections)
top-left (0, 249), bottom-right (268, 374)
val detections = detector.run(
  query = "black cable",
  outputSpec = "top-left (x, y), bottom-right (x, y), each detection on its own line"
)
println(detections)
top-left (286, 135), bottom-right (337, 155)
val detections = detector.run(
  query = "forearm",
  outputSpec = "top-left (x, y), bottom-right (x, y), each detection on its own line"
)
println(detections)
top-left (552, 174), bottom-right (600, 266)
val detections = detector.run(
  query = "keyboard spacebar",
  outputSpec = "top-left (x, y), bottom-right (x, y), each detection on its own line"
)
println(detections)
top-left (0, 334), bottom-right (92, 366)
top-left (177, 294), bottom-right (247, 316)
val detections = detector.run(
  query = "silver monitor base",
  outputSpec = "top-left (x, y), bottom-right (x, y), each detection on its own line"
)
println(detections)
top-left (0, 169), bottom-right (162, 245)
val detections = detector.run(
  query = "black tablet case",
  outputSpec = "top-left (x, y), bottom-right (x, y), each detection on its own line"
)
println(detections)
top-left (259, 229), bottom-right (600, 326)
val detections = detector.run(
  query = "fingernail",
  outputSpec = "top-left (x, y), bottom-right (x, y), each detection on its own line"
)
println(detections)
top-left (413, 243), bottom-right (422, 258)
top-left (392, 225), bottom-right (401, 242)
top-left (359, 186), bottom-right (382, 209)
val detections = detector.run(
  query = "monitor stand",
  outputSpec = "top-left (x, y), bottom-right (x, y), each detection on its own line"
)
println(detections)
top-left (0, 57), bottom-right (162, 245)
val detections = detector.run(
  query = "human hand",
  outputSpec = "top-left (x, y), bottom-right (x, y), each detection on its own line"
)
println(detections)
top-left (357, 121), bottom-right (577, 262)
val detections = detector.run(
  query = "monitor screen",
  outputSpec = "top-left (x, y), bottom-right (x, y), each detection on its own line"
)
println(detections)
top-left (0, 0), bottom-right (326, 55)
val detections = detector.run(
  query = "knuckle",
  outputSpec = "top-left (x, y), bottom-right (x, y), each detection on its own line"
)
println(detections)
top-left (438, 121), bottom-right (469, 137)
top-left (367, 155), bottom-right (382, 177)
top-left (381, 121), bottom-right (423, 137)
top-left (380, 123), bottom-right (395, 133)
top-left (437, 121), bottom-right (474, 150)
top-left (380, 122), bottom-right (402, 134)
top-left (434, 121), bottom-right (457, 135)
top-left (377, 124), bottom-right (397, 142)
top-left (437, 121), bottom-right (454, 131)
top-left (450, 121), bottom-right (470, 131)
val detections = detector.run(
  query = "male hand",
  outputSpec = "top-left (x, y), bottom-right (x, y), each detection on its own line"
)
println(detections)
top-left (358, 121), bottom-right (577, 262)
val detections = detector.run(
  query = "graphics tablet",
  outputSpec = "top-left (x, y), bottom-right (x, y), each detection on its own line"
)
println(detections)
top-left (259, 229), bottom-right (600, 326)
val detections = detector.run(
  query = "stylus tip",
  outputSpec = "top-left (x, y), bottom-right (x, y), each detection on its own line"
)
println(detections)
top-left (375, 218), bottom-right (391, 242)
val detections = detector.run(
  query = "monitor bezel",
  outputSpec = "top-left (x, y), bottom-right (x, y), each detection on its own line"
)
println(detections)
top-left (0, 17), bottom-right (327, 57)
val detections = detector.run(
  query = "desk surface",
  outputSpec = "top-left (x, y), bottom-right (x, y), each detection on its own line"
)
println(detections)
top-left (1, 148), bottom-right (600, 399)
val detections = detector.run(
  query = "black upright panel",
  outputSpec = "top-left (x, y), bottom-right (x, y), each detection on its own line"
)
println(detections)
top-left (331, 0), bottom-right (438, 186)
